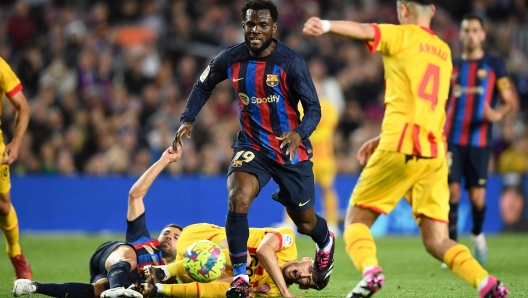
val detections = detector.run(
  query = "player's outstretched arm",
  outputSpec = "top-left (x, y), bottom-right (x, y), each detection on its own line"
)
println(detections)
top-left (483, 79), bottom-right (517, 122)
top-left (127, 147), bottom-right (182, 221)
top-left (303, 17), bottom-right (375, 41)
top-left (256, 233), bottom-right (298, 297)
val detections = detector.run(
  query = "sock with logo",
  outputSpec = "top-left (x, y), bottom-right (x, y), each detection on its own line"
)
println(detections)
top-left (107, 261), bottom-right (132, 288)
top-left (226, 211), bottom-right (248, 277)
top-left (344, 223), bottom-right (378, 273)
top-left (161, 281), bottom-right (230, 297)
top-left (307, 214), bottom-right (330, 249)
top-left (34, 282), bottom-right (95, 298)
top-left (471, 205), bottom-right (486, 236)
top-left (443, 244), bottom-right (489, 287)
top-left (0, 203), bottom-right (21, 257)
top-left (448, 202), bottom-right (458, 241)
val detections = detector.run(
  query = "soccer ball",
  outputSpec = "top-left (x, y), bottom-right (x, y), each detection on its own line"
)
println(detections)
top-left (183, 240), bottom-right (227, 282)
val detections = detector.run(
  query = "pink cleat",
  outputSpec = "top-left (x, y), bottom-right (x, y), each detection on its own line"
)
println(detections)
top-left (346, 266), bottom-right (385, 298)
top-left (479, 275), bottom-right (509, 298)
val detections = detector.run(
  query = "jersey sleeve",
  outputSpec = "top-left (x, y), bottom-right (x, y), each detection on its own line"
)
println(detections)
top-left (365, 24), bottom-right (405, 56)
top-left (179, 51), bottom-right (229, 123)
top-left (266, 227), bottom-right (298, 266)
top-left (289, 56), bottom-right (321, 139)
top-left (0, 58), bottom-right (23, 97)
top-left (492, 56), bottom-right (511, 91)
top-left (126, 212), bottom-right (151, 242)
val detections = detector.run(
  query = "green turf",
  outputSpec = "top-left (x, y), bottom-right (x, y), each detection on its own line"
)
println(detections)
top-left (0, 234), bottom-right (526, 297)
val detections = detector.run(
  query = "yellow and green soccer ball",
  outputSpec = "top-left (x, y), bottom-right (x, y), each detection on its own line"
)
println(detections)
top-left (183, 240), bottom-right (227, 282)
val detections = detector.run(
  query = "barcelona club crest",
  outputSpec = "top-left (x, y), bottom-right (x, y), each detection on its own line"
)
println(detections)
top-left (266, 74), bottom-right (279, 87)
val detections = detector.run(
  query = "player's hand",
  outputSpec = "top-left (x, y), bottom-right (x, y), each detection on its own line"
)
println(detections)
top-left (483, 103), bottom-right (503, 122)
top-left (172, 122), bottom-right (192, 151)
top-left (357, 135), bottom-right (381, 166)
top-left (1, 142), bottom-right (21, 165)
top-left (281, 291), bottom-right (302, 298)
top-left (303, 17), bottom-right (325, 37)
top-left (160, 147), bottom-right (182, 164)
top-left (277, 131), bottom-right (301, 162)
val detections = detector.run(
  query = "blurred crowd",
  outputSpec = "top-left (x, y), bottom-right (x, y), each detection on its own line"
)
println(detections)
top-left (0, 0), bottom-right (527, 176)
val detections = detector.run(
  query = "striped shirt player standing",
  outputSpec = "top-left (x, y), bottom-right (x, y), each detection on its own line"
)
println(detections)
top-left (445, 13), bottom-right (516, 265)
top-left (172, 1), bottom-right (334, 297)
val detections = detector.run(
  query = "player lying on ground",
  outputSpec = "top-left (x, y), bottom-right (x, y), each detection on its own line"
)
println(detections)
top-left (140, 223), bottom-right (318, 297)
top-left (12, 147), bottom-right (184, 298)
top-left (303, 0), bottom-right (509, 298)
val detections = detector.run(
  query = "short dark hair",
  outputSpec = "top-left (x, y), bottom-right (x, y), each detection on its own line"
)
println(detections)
top-left (399, 0), bottom-right (434, 5)
top-left (164, 223), bottom-right (183, 231)
top-left (462, 12), bottom-right (484, 28)
top-left (241, 0), bottom-right (278, 23)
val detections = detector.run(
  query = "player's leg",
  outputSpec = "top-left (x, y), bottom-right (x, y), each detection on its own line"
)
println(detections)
top-left (0, 158), bottom-right (31, 279)
top-left (12, 279), bottom-right (97, 298)
top-left (420, 217), bottom-right (508, 297)
top-left (272, 160), bottom-right (334, 289)
top-left (415, 158), bottom-right (508, 297)
top-left (466, 146), bottom-right (491, 264)
top-left (225, 149), bottom-right (271, 298)
top-left (142, 281), bottom-right (230, 297)
top-left (447, 145), bottom-right (463, 242)
top-left (345, 151), bottom-right (416, 298)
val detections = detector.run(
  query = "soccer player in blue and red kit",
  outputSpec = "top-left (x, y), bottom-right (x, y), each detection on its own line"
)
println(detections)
top-left (172, 1), bottom-right (334, 297)
top-left (445, 13), bottom-right (516, 264)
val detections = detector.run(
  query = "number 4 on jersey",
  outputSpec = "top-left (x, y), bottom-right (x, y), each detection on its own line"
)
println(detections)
top-left (418, 63), bottom-right (440, 111)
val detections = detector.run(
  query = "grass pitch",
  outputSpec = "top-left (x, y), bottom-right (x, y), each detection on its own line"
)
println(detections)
top-left (0, 234), bottom-right (526, 297)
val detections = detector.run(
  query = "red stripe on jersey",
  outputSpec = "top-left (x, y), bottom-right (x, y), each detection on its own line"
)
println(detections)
top-left (364, 24), bottom-right (381, 53)
top-left (6, 83), bottom-right (22, 98)
top-left (397, 123), bottom-right (409, 152)
top-left (233, 62), bottom-right (260, 151)
top-left (445, 65), bottom-right (459, 137)
top-left (412, 124), bottom-right (422, 156)
top-left (297, 142), bottom-right (309, 161)
top-left (479, 69), bottom-right (496, 147)
top-left (428, 131), bottom-right (438, 158)
top-left (460, 62), bottom-right (477, 146)
top-left (280, 69), bottom-right (298, 129)
top-left (256, 62), bottom-right (283, 163)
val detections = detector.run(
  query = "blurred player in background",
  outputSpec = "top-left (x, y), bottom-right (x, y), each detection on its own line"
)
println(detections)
top-left (172, 1), bottom-right (334, 296)
top-left (0, 57), bottom-right (31, 279)
top-left (304, 1), bottom-right (509, 298)
top-left (141, 223), bottom-right (318, 297)
top-left (12, 147), bottom-right (183, 298)
top-left (445, 13), bottom-right (516, 264)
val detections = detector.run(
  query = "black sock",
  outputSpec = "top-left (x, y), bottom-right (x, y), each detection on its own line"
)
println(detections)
top-left (107, 261), bottom-right (132, 288)
top-left (472, 205), bottom-right (486, 235)
top-left (35, 282), bottom-right (95, 298)
top-left (226, 211), bottom-right (249, 272)
top-left (307, 214), bottom-right (330, 248)
top-left (449, 203), bottom-right (458, 241)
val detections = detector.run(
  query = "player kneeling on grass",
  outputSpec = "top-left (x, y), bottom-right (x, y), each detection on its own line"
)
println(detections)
top-left (139, 223), bottom-right (318, 297)
top-left (12, 147), bottom-right (184, 298)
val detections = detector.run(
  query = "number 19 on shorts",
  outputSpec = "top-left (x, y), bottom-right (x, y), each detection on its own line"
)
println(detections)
top-left (232, 150), bottom-right (255, 167)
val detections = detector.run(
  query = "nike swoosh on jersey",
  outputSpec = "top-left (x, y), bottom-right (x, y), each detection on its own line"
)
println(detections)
top-left (299, 200), bottom-right (311, 207)
top-left (232, 77), bottom-right (244, 82)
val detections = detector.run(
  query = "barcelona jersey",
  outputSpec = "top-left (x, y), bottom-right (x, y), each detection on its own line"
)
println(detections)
top-left (126, 213), bottom-right (165, 273)
top-left (365, 24), bottom-right (452, 158)
top-left (180, 40), bottom-right (321, 165)
top-left (445, 54), bottom-right (510, 148)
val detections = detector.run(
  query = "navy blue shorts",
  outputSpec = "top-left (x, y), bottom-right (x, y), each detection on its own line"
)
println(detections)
top-left (89, 241), bottom-right (138, 285)
top-left (448, 145), bottom-right (490, 189)
top-left (227, 148), bottom-right (315, 212)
